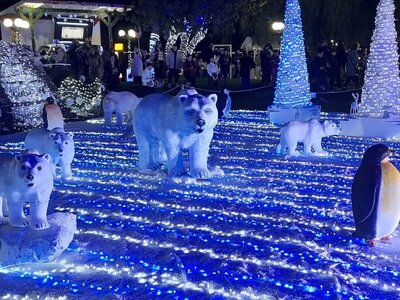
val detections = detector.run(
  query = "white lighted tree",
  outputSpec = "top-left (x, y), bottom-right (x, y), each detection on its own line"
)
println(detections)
top-left (359, 0), bottom-right (400, 117)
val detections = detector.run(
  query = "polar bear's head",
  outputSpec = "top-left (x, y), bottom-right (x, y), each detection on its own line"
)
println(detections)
top-left (16, 150), bottom-right (53, 190)
top-left (323, 121), bottom-right (341, 136)
top-left (178, 92), bottom-right (218, 134)
top-left (48, 127), bottom-right (74, 158)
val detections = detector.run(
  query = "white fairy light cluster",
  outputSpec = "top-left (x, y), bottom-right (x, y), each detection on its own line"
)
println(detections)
top-left (0, 111), bottom-right (399, 299)
top-left (58, 77), bottom-right (102, 117)
top-left (360, 0), bottom-right (400, 117)
top-left (165, 25), bottom-right (207, 57)
top-left (0, 41), bottom-right (52, 129)
top-left (273, 0), bottom-right (312, 108)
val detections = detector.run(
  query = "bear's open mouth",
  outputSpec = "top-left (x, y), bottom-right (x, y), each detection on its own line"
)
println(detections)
top-left (196, 128), bottom-right (204, 134)
top-left (27, 183), bottom-right (34, 188)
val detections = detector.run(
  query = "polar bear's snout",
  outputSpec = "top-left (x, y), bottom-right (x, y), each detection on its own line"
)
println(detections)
top-left (27, 174), bottom-right (34, 181)
top-left (196, 119), bottom-right (206, 133)
top-left (196, 119), bottom-right (206, 127)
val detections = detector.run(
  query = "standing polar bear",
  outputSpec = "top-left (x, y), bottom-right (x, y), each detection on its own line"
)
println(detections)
top-left (25, 127), bottom-right (75, 179)
top-left (276, 119), bottom-right (341, 156)
top-left (133, 89), bottom-right (222, 178)
top-left (103, 91), bottom-right (141, 125)
top-left (0, 150), bottom-right (54, 230)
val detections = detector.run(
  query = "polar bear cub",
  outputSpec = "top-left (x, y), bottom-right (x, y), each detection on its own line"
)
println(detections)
top-left (276, 119), bottom-right (341, 156)
top-left (0, 150), bottom-right (53, 230)
top-left (25, 127), bottom-right (75, 179)
top-left (133, 89), bottom-right (221, 178)
top-left (103, 91), bottom-right (141, 125)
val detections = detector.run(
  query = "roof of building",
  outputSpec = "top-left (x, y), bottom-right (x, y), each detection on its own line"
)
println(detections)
top-left (0, 0), bottom-right (132, 17)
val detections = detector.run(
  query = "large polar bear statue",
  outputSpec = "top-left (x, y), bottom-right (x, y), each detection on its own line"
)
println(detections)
top-left (25, 127), bottom-right (75, 179)
top-left (133, 89), bottom-right (222, 178)
top-left (0, 150), bottom-right (53, 230)
top-left (103, 91), bottom-right (141, 125)
top-left (276, 119), bottom-right (341, 156)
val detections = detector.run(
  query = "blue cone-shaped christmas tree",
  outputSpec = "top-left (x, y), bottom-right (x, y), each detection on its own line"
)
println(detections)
top-left (273, 0), bottom-right (311, 108)
top-left (359, 0), bottom-right (400, 117)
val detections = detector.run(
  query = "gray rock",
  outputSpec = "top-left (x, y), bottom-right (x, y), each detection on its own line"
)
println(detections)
top-left (0, 212), bottom-right (76, 266)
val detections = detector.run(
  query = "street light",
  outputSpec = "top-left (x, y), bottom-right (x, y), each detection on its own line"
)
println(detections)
top-left (128, 29), bottom-right (136, 38)
top-left (3, 17), bottom-right (30, 44)
top-left (118, 29), bottom-right (126, 37)
top-left (272, 21), bottom-right (285, 32)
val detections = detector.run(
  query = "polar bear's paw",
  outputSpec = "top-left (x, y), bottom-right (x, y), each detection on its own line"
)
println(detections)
top-left (209, 166), bottom-right (224, 177)
top-left (30, 219), bottom-right (50, 230)
top-left (191, 168), bottom-right (212, 179)
top-left (0, 216), bottom-right (8, 225)
top-left (9, 217), bottom-right (29, 227)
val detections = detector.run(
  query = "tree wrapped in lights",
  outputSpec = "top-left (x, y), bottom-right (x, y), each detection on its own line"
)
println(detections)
top-left (58, 77), bottom-right (103, 117)
top-left (0, 41), bottom-right (52, 130)
top-left (273, 0), bottom-right (311, 108)
top-left (359, 0), bottom-right (400, 117)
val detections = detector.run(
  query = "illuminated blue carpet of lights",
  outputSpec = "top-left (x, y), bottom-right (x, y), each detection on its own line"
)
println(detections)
top-left (0, 110), bottom-right (400, 299)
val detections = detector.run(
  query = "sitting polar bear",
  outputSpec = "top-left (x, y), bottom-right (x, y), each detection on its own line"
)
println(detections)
top-left (0, 150), bottom-right (53, 230)
top-left (25, 127), bottom-right (75, 179)
top-left (133, 89), bottom-right (222, 178)
top-left (276, 119), bottom-right (341, 156)
top-left (103, 91), bottom-right (141, 125)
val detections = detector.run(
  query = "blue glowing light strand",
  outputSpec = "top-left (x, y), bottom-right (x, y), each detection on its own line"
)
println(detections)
top-left (0, 112), bottom-right (400, 299)
top-left (360, 0), bottom-right (400, 117)
top-left (273, 0), bottom-right (312, 108)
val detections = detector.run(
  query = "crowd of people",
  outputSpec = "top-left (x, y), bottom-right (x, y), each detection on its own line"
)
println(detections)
top-left (37, 38), bottom-right (368, 93)
top-left (309, 40), bottom-right (368, 92)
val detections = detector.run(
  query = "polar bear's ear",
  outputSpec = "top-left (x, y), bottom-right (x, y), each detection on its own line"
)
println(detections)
top-left (67, 132), bottom-right (74, 138)
top-left (178, 95), bottom-right (188, 105)
top-left (207, 94), bottom-right (218, 103)
top-left (41, 153), bottom-right (51, 161)
top-left (49, 133), bottom-right (57, 139)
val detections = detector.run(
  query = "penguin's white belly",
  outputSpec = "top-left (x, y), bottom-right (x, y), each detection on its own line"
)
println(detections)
top-left (376, 162), bottom-right (400, 239)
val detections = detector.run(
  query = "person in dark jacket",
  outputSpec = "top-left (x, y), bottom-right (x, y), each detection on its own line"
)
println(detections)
top-left (239, 50), bottom-right (255, 89)
top-left (104, 54), bottom-right (120, 91)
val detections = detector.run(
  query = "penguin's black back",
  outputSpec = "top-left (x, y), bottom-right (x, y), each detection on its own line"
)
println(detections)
top-left (351, 144), bottom-right (389, 239)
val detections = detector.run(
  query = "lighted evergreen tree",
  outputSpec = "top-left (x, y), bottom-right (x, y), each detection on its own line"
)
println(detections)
top-left (359, 0), bottom-right (400, 117)
top-left (273, 0), bottom-right (311, 108)
top-left (0, 42), bottom-right (51, 130)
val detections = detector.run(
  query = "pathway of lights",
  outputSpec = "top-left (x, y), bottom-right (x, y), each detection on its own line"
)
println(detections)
top-left (0, 111), bottom-right (399, 299)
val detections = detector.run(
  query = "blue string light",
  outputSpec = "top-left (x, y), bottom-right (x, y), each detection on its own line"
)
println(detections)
top-left (273, 0), bottom-right (312, 108)
top-left (0, 111), bottom-right (399, 299)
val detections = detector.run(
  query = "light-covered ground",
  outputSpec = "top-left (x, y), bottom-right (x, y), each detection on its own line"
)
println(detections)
top-left (0, 111), bottom-right (399, 299)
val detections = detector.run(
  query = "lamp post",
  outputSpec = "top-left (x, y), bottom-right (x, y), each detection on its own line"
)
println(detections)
top-left (3, 17), bottom-right (30, 44)
top-left (118, 29), bottom-right (137, 67)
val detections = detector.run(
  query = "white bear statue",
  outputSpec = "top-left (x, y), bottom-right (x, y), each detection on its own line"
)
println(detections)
top-left (103, 91), bottom-right (141, 125)
top-left (133, 89), bottom-right (222, 178)
top-left (25, 127), bottom-right (75, 179)
top-left (0, 150), bottom-right (53, 230)
top-left (276, 119), bottom-right (341, 156)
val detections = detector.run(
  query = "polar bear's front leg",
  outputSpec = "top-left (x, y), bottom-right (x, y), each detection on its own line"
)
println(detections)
top-left (189, 134), bottom-right (213, 178)
top-left (313, 141), bottom-right (328, 155)
top-left (303, 142), bottom-right (313, 155)
top-left (28, 192), bottom-right (50, 230)
top-left (0, 196), bottom-right (9, 224)
top-left (7, 193), bottom-right (28, 227)
top-left (60, 161), bottom-right (73, 179)
top-left (287, 141), bottom-right (299, 156)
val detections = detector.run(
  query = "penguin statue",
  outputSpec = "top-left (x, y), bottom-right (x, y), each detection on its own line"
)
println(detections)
top-left (43, 97), bottom-right (64, 131)
top-left (352, 144), bottom-right (400, 246)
